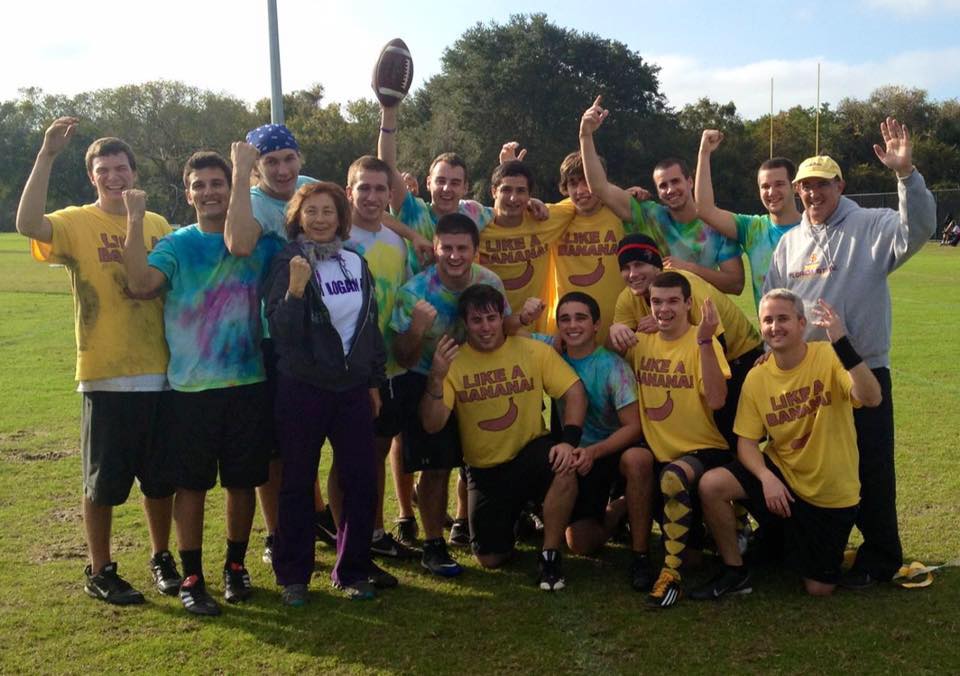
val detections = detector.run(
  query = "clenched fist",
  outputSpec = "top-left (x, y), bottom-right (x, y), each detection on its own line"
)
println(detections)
top-left (287, 255), bottom-right (312, 298)
top-left (410, 299), bottom-right (438, 335)
top-left (122, 189), bottom-right (147, 221)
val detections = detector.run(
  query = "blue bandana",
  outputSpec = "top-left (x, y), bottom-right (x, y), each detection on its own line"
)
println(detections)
top-left (245, 124), bottom-right (299, 154)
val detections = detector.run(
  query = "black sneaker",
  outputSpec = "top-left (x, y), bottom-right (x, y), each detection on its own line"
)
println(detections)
top-left (84, 562), bottom-right (145, 605)
top-left (629, 553), bottom-right (655, 592)
top-left (315, 507), bottom-right (338, 546)
top-left (448, 518), bottom-right (471, 548)
top-left (421, 538), bottom-right (463, 577)
top-left (538, 549), bottom-right (565, 591)
top-left (840, 569), bottom-right (878, 590)
top-left (647, 569), bottom-right (682, 608)
top-left (149, 551), bottom-right (182, 596)
top-left (179, 575), bottom-right (221, 616)
top-left (368, 562), bottom-right (399, 589)
top-left (262, 534), bottom-right (274, 565)
top-left (371, 531), bottom-right (419, 559)
top-left (223, 562), bottom-right (253, 603)
top-left (394, 517), bottom-right (419, 548)
top-left (690, 566), bottom-right (753, 601)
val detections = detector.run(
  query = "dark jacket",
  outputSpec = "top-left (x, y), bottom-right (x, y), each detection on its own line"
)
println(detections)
top-left (264, 241), bottom-right (386, 392)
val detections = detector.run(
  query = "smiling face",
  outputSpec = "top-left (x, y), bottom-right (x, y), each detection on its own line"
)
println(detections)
top-left (298, 192), bottom-right (340, 243)
top-left (620, 260), bottom-right (662, 298)
top-left (185, 166), bottom-right (231, 223)
top-left (759, 297), bottom-right (807, 352)
top-left (649, 285), bottom-right (692, 337)
top-left (556, 300), bottom-right (598, 350)
top-left (435, 232), bottom-right (476, 287)
top-left (653, 164), bottom-right (693, 212)
top-left (796, 177), bottom-right (844, 225)
top-left (564, 175), bottom-right (602, 215)
top-left (428, 161), bottom-right (467, 216)
top-left (256, 148), bottom-right (302, 201)
top-left (89, 153), bottom-right (136, 206)
top-left (757, 166), bottom-right (795, 217)
top-left (347, 169), bottom-right (391, 227)
top-left (492, 174), bottom-right (531, 223)
top-left (465, 305), bottom-right (505, 352)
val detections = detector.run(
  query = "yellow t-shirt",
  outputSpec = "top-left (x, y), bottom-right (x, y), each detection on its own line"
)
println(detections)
top-left (31, 204), bottom-right (171, 381)
top-left (628, 326), bottom-right (731, 461)
top-left (734, 342), bottom-right (860, 508)
top-left (442, 336), bottom-right (580, 468)
top-left (549, 204), bottom-right (629, 346)
top-left (479, 202), bottom-right (575, 332)
top-left (613, 270), bottom-right (760, 361)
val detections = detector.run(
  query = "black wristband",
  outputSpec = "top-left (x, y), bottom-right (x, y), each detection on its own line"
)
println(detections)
top-left (561, 425), bottom-right (582, 447)
top-left (832, 335), bottom-right (863, 370)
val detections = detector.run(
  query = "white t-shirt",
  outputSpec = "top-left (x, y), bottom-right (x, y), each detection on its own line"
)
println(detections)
top-left (313, 250), bottom-right (364, 355)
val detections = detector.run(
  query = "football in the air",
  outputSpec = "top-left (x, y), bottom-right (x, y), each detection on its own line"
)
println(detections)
top-left (372, 38), bottom-right (414, 107)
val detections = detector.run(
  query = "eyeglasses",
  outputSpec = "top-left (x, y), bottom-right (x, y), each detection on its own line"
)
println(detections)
top-left (795, 179), bottom-right (838, 195)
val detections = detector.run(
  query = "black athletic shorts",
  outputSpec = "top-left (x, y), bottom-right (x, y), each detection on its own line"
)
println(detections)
top-left (164, 383), bottom-right (271, 491)
top-left (395, 371), bottom-right (462, 472)
top-left (465, 435), bottom-right (560, 556)
top-left (80, 391), bottom-right (174, 506)
top-left (569, 451), bottom-right (622, 524)
top-left (374, 375), bottom-right (404, 439)
top-left (724, 457), bottom-right (858, 584)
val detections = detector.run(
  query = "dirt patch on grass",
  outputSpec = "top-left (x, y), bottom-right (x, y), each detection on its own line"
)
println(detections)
top-left (0, 430), bottom-right (77, 462)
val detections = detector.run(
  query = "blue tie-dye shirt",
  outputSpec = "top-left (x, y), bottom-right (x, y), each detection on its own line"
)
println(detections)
top-left (531, 335), bottom-right (638, 447)
top-left (148, 225), bottom-right (283, 391)
top-left (731, 213), bottom-right (799, 309)
top-left (630, 197), bottom-right (740, 268)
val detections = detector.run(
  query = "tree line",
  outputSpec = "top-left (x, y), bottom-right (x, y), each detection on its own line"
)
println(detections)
top-left (2, 13), bottom-right (958, 230)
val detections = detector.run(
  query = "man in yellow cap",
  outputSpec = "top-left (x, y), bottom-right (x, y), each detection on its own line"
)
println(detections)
top-left (763, 117), bottom-right (936, 588)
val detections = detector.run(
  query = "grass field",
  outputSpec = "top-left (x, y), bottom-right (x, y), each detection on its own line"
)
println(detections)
top-left (1, 232), bottom-right (958, 674)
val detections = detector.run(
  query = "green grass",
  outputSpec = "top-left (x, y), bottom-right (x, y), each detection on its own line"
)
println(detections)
top-left (1, 233), bottom-right (958, 674)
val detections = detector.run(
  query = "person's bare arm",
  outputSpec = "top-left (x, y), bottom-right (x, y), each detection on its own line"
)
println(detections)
top-left (580, 96), bottom-right (633, 221)
top-left (122, 189), bottom-right (167, 296)
top-left (382, 213), bottom-right (433, 267)
top-left (698, 299), bottom-right (728, 410)
top-left (16, 117), bottom-right (80, 243)
top-left (420, 335), bottom-right (458, 433)
top-left (378, 104), bottom-right (407, 213)
top-left (393, 299), bottom-right (437, 369)
top-left (694, 130), bottom-right (738, 239)
top-left (224, 141), bottom-right (263, 257)
top-left (738, 436), bottom-right (793, 518)
top-left (664, 255), bottom-right (745, 295)
top-left (812, 299), bottom-right (882, 407)
top-left (503, 298), bottom-right (545, 335)
top-left (575, 403), bottom-right (643, 476)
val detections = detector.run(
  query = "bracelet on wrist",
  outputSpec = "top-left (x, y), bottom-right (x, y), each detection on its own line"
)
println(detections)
top-left (832, 335), bottom-right (863, 370)
top-left (380, 127), bottom-right (396, 134)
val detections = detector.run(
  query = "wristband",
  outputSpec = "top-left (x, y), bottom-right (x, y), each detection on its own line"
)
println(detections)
top-left (832, 335), bottom-right (863, 370)
top-left (380, 127), bottom-right (396, 134)
top-left (561, 425), bottom-right (582, 447)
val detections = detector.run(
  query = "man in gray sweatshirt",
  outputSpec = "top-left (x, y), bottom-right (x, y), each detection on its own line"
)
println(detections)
top-left (763, 117), bottom-right (936, 587)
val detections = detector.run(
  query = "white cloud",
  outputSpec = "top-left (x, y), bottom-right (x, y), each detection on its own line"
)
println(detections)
top-left (650, 48), bottom-right (960, 118)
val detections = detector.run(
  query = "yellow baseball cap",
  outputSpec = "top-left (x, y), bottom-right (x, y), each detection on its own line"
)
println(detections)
top-left (794, 155), bottom-right (843, 183)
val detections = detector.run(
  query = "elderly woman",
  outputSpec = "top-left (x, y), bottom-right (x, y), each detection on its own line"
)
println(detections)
top-left (264, 181), bottom-right (389, 603)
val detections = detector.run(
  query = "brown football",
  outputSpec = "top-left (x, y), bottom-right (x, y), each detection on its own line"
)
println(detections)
top-left (372, 38), bottom-right (414, 107)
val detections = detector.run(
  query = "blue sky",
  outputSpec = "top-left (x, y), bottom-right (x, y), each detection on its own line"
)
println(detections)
top-left (6, 0), bottom-right (959, 119)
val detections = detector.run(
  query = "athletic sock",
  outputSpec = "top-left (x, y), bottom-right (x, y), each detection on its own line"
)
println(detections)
top-left (225, 539), bottom-right (248, 568)
top-left (659, 465), bottom-right (693, 577)
top-left (179, 549), bottom-right (203, 580)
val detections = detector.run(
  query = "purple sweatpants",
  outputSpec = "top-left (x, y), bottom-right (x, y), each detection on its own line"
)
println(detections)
top-left (273, 375), bottom-right (376, 588)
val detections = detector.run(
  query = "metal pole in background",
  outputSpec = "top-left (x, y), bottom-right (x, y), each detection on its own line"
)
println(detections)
top-left (268, 0), bottom-right (284, 125)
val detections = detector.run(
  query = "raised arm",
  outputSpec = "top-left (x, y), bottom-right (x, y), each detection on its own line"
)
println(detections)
top-left (664, 255), bottom-right (745, 295)
top-left (420, 335), bottom-right (458, 433)
top-left (378, 104), bottom-right (407, 213)
top-left (122, 189), bottom-right (167, 297)
top-left (694, 130), bottom-right (738, 239)
top-left (393, 299), bottom-right (437, 370)
top-left (382, 213), bottom-right (433, 267)
top-left (16, 117), bottom-right (79, 243)
top-left (224, 141), bottom-right (264, 257)
top-left (580, 96), bottom-right (633, 221)
top-left (812, 299), bottom-right (882, 407)
top-left (698, 299), bottom-right (728, 410)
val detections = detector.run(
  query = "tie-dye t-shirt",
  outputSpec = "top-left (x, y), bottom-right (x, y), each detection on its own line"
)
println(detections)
top-left (531, 335), bottom-right (638, 447)
top-left (731, 213), bottom-right (799, 309)
top-left (390, 264), bottom-right (511, 375)
top-left (346, 223), bottom-right (410, 377)
top-left (148, 225), bottom-right (283, 392)
top-left (630, 197), bottom-right (740, 268)
top-left (396, 191), bottom-right (495, 275)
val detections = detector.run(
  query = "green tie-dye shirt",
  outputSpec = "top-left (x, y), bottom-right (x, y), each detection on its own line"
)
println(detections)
top-left (395, 191), bottom-right (495, 275)
top-left (731, 213), bottom-right (799, 309)
top-left (630, 197), bottom-right (740, 268)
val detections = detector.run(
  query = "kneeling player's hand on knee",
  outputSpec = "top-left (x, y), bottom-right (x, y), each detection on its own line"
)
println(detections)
top-left (549, 443), bottom-right (577, 474)
top-left (761, 471), bottom-right (794, 518)
top-left (573, 447), bottom-right (594, 476)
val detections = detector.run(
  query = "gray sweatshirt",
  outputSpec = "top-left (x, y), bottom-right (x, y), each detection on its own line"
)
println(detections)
top-left (763, 170), bottom-right (936, 369)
